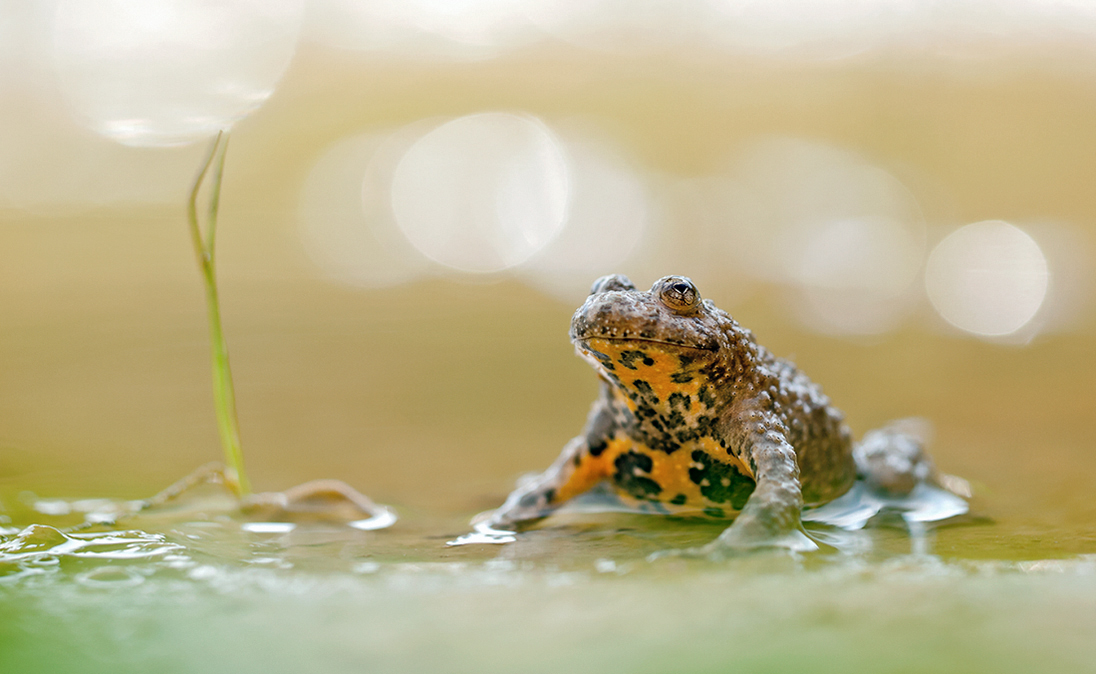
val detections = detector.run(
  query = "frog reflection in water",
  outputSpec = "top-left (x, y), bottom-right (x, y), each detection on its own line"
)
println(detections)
top-left (485, 275), bottom-right (964, 554)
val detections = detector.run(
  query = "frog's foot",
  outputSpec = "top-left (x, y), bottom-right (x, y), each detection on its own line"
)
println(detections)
top-left (468, 506), bottom-right (530, 529)
top-left (804, 480), bottom-right (969, 532)
top-left (445, 506), bottom-right (553, 546)
top-left (478, 472), bottom-right (564, 531)
top-left (648, 520), bottom-right (817, 561)
top-left (704, 522), bottom-right (817, 557)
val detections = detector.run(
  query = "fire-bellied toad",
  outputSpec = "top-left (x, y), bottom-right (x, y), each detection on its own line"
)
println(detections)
top-left (485, 274), bottom-right (960, 554)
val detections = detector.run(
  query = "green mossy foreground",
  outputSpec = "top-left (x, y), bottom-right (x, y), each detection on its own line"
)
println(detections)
top-left (2, 546), bottom-right (1095, 674)
top-left (1, 508), bottom-right (1095, 674)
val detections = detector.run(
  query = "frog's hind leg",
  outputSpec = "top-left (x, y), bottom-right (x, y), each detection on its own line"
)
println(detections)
top-left (843, 418), bottom-right (969, 527)
top-left (853, 418), bottom-right (936, 496)
top-left (852, 418), bottom-right (972, 497)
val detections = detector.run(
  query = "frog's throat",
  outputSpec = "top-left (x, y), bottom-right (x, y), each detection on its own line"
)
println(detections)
top-left (574, 338), bottom-right (716, 391)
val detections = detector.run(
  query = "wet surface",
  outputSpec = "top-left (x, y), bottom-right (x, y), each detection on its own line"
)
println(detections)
top-left (2, 496), bottom-right (1096, 674)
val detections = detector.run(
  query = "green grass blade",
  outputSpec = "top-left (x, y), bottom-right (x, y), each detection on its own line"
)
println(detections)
top-left (187, 131), bottom-right (250, 497)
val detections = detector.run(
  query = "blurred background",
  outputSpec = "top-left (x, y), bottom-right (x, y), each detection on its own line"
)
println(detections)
top-left (0, 0), bottom-right (1094, 553)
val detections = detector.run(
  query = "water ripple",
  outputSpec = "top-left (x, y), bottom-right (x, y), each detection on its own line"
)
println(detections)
top-left (0, 524), bottom-right (185, 582)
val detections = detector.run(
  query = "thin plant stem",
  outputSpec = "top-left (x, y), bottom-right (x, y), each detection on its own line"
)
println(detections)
top-left (187, 131), bottom-right (250, 497)
top-left (206, 135), bottom-right (228, 259)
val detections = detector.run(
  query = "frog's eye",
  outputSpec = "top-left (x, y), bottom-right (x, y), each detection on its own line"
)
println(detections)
top-left (589, 274), bottom-right (636, 295)
top-left (656, 276), bottom-right (700, 312)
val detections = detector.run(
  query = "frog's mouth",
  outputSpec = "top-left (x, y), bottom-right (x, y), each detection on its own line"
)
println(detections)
top-left (571, 335), bottom-right (717, 352)
top-left (568, 289), bottom-right (723, 352)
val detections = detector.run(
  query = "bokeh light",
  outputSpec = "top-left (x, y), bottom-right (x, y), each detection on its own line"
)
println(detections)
top-left (925, 220), bottom-right (1049, 338)
top-left (297, 131), bottom-right (433, 289)
top-left (1021, 223), bottom-right (1094, 334)
top-left (530, 0), bottom-right (699, 53)
top-left (303, 0), bottom-right (1096, 63)
top-left (517, 127), bottom-right (651, 302)
top-left (791, 215), bottom-right (923, 335)
top-left (685, 137), bottom-right (926, 335)
top-left (910, 0), bottom-right (1096, 54)
top-left (298, 119), bottom-right (651, 296)
top-left (51, 0), bottom-right (304, 147)
top-left (702, 0), bottom-right (912, 57)
top-left (390, 112), bottom-right (570, 275)
top-left (306, 0), bottom-right (550, 60)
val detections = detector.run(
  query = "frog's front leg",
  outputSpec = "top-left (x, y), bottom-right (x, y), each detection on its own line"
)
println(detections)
top-left (483, 437), bottom-right (590, 529)
top-left (706, 428), bottom-right (817, 554)
top-left (485, 400), bottom-right (620, 530)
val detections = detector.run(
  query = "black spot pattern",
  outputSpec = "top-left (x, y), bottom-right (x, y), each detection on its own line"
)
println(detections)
top-left (614, 380), bottom-right (702, 456)
top-left (646, 435), bottom-right (682, 455)
top-left (695, 415), bottom-right (716, 435)
top-left (697, 385), bottom-right (716, 409)
top-left (674, 428), bottom-right (699, 445)
top-left (670, 416), bottom-right (715, 447)
top-left (613, 451), bottom-right (662, 499)
top-left (668, 392), bottom-right (692, 411)
top-left (618, 350), bottom-right (642, 370)
top-left (632, 380), bottom-right (655, 398)
top-left (703, 507), bottom-right (725, 518)
top-left (588, 348), bottom-right (615, 371)
top-left (688, 450), bottom-right (754, 509)
top-left (670, 372), bottom-right (693, 383)
top-left (670, 493), bottom-right (687, 506)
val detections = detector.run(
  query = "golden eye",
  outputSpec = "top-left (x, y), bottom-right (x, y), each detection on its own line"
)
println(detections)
top-left (657, 276), bottom-right (700, 312)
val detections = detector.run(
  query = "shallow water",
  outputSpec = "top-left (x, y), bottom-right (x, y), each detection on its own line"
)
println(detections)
top-left (3, 500), bottom-right (1096, 674)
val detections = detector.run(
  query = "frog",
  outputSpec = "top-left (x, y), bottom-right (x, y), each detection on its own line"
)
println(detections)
top-left (482, 274), bottom-right (961, 555)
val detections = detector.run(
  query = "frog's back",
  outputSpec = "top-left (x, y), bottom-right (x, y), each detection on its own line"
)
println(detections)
top-left (751, 345), bottom-right (856, 505)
